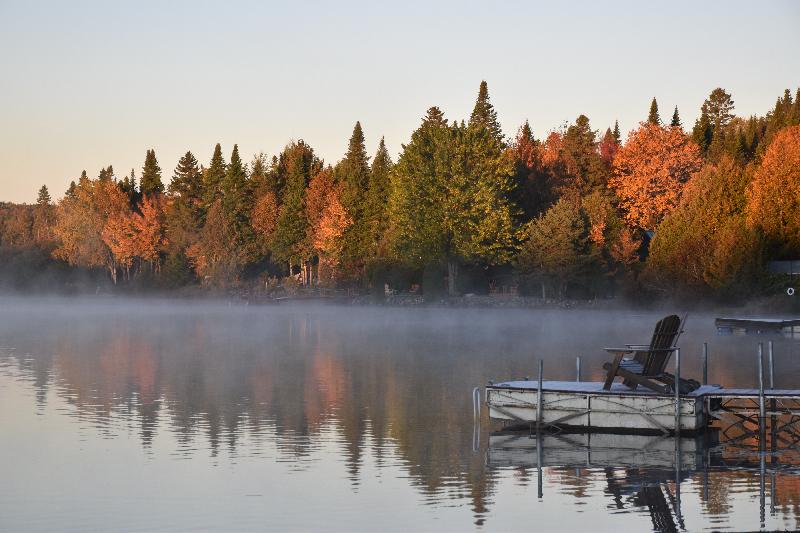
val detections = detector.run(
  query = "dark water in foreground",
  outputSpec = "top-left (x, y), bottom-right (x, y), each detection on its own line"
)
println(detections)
top-left (1, 298), bottom-right (799, 532)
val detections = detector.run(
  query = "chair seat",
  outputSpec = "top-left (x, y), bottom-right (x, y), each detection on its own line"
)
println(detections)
top-left (619, 359), bottom-right (644, 374)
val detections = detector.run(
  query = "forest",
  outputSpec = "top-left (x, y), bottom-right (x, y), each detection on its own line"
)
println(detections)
top-left (1, 82), bottom-right (799, 301)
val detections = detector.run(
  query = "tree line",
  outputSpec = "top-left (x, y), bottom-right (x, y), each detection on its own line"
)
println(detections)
top-left (1, 82), bottom-right (799, 299)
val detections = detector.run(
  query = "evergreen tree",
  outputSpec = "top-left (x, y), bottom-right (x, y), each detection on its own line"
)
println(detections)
top-left (692, 103), bottom-right (713, 154)
top-left (98, 165), bottom-right (114, 182)
top-left (648, 98), bottom-right (661, 125)
top-left (363, 137), bottom-right (393, 259)
top-left (671, 106), bottom-right (682, 128)
top-left (37, 184), bottom-right (51, 206)
top-left (705, 88), bottom-right (735, 128)
top-left (469, 80), bottom-right (504, 144)
top-left (555, 114), bottom-right (608, 197)
top-left (203, 143), bottom-right (226, 207)
top-left (220, 144), bottom-right (257, 261)
top-left (613, 120), bottom-right (621, 144)
top-left (337, 121), bottom-right (371, 269)
top-left (170, 152), bottom-right (202, 204)
top-left (65, 180), bottom-right (77, 199)
top-left (390, 106), bottom-right (516, 295)
top-left (140, 149), bottom-right (164, 196)
top-left (271, 141), bottom-right (321, 272)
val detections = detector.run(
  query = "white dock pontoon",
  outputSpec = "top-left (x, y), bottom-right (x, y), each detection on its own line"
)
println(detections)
top-left (485, 380), bottom-right (800, 435)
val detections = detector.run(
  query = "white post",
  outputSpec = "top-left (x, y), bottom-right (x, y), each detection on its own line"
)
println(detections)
top-left (576, 356), bottom-right (581, 382)
top-left (702, 342), bottom-right (708, 385)
top-left (537, 359), bottom-right (544, 430)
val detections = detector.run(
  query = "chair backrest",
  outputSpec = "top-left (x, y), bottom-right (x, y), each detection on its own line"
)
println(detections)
top-left (640, 314), bottom-right (682, 375)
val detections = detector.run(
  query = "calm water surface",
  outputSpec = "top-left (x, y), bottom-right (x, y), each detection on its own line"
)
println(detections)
top-left (1, 298), bottom-right (799, 532)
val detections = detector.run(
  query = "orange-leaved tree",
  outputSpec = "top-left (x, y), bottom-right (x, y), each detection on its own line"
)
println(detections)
top-left (610, 123), bottom-right (702, 230)
top-left (311, 184), bottom-right (351, 285)
top-left (746, 124), bottom-right (800, 257)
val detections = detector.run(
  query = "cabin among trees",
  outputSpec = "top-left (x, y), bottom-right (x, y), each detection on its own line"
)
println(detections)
top-left (2, 83), bottom-right (800, 301)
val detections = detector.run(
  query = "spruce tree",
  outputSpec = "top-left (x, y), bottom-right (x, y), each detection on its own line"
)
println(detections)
top-left (271, 141), bottom-right (321, 271)
top-left (613, 120), bottom-right (621, 144)
top-left (203, 143), bottom-right (227, 207)
top-left (37, 184), bottom-right (51, 206)
top-left (140, 149), bottom-right (164, 196)
top-left (98, 165), bottom-right (114, 181)
top-left (671, 106), bottom-right (682, 128)
top-left (469, 80), bottom-right (504, 144)
top-left (363, 137), bottom-right (393, 259)
top-left (170, 151), bottom-right (202, 203)
top-left (65, 180), bottom-right (77, 199)
top-left (705, 88), bottom-right (735, 128)
top-left (692, 103), bottom-right (713, 154)
top-left (648, 98), bottom-right (661, 125)
top-left (221, 144), bottom-right (256, 261)
top-left (338, 121), bottom-right (371, 268)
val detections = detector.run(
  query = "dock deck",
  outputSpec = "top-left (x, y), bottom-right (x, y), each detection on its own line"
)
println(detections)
top-left (485, 380), bottom-right (800, 435)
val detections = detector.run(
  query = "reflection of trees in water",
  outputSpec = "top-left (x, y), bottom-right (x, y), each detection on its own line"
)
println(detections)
top-left (2, 305), bottom-right (800, 525)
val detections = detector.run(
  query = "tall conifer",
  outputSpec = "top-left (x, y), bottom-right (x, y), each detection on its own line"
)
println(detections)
top-left (671, 106), bottom-right (682, 128)
top-left (140, 149), bottom-right (164, 196)
top-left (648, 98), bottom-right (661, 125)
top-left (469, 81), bottom-right (504, 144)
top-left (203, 143), bottom-right (226, 207)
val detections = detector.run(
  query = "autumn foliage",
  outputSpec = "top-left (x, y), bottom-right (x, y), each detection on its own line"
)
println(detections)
top-left (746, 124), bottom-right (800, 257)
top-left (610, 123), bottom-right (702, 229)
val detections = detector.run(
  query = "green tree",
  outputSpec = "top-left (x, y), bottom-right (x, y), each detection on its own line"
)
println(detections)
top-left (648, 98), bottom-right (661, 125)
top-left (692, 103), bottom-right (713, 154)
top-left (363, 137), bottom-right (393, 259)
top-left (705, 88), bottom-right (735, 128)
top-left (469, 80), bottom-right (504, 144)
top-left (140, 149), bottom-right (163, 196)
top-left (221, 144), bottom-right (257, 262)
top-left (203, 143), bottom-right (226, 207)
top-left (671, 106), bottom-right (682, 128)
top-left (516, 198), bottom-right (596, 299)
top-left (337, 122), bottom-right (371, 271)
top-left (33, 185), bottom-right (53, 242)
top-left (613, 120), bottom-right (621, 144)
top-left (389, 106), bottom-right (517, 295)
top-left (271, 141), bottom-right (321, 274)
top-left (553, 115), bottom-right (608, 198)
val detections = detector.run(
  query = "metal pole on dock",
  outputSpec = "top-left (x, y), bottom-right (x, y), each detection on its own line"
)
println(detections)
top-left (702, 342), bottom-right (708, 385)
top-left (537, 359), bottom-right (544, 432)
top-left (674, 348), bottom-right (681, 434)
top-left (576, 356), bottom-right (581, 382)
top-left (768, 341), bottom-right (774, 389)
top-left (758, 343), bottom-right (766, 423)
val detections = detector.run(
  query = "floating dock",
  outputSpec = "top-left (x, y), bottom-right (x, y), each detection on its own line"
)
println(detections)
top-left (485, 380), bottom-right (800, 435)
top-left (715, 317), bottom-right (800, 337)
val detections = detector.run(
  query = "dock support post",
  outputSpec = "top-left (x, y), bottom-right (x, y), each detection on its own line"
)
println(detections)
top-left (702, 342), bottom-right (708, 385)
top-left (674, 348), bottom-right (681, 434)
top-left (768, 341), bottom-right (774, 389)
top-left (758, 343), bottom-right (766, 422)
top-left (537, 359), bottom-right (544, 431)
top-left (576, 356), bottom-right (581, 382)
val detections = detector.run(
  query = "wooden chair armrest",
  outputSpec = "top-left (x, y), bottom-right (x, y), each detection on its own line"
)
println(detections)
top-left (625, 344), bottom-right (650, 349)
top-left (603, 347), bottom-right (635, 354)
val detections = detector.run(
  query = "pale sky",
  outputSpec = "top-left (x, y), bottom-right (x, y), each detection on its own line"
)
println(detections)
top-left (1, 0), bottom-right (798, 203)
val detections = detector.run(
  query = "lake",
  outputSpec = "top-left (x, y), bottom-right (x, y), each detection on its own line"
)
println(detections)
top-left (1, 298), bottom-right (798, 532)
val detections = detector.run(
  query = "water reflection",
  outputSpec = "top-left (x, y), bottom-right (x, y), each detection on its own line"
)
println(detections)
top-left (0, 298), bottom-right (798, 531)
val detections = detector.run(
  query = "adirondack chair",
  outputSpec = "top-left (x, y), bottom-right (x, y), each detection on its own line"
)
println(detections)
top-left (602, 314), bottom-right (683, 394)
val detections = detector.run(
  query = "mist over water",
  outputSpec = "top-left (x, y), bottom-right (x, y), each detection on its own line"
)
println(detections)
top-left (1, 297), bottom-right (798, 532)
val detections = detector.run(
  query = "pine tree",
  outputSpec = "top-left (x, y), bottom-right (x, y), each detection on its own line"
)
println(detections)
top-left (220, 144), bottom-right (257, 261)
top-left (469, 80), bottom-right (504, 144)
top-left (140, 149), bottom-right (164, 196)
top-left (170, 152), bottom-right (202, 203)
top-left (648, 98), bottom-right (661, 125)
top-left (203, 143), bottom-right (226, 207)
top-left (671, 106), bottom-right (682, 128)
top-left (34, 184), bottom-right (53, 241)
top-left (613, 121), bottom-right (621, 144)
top-left (705, 88), bottom-right (735, 128)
